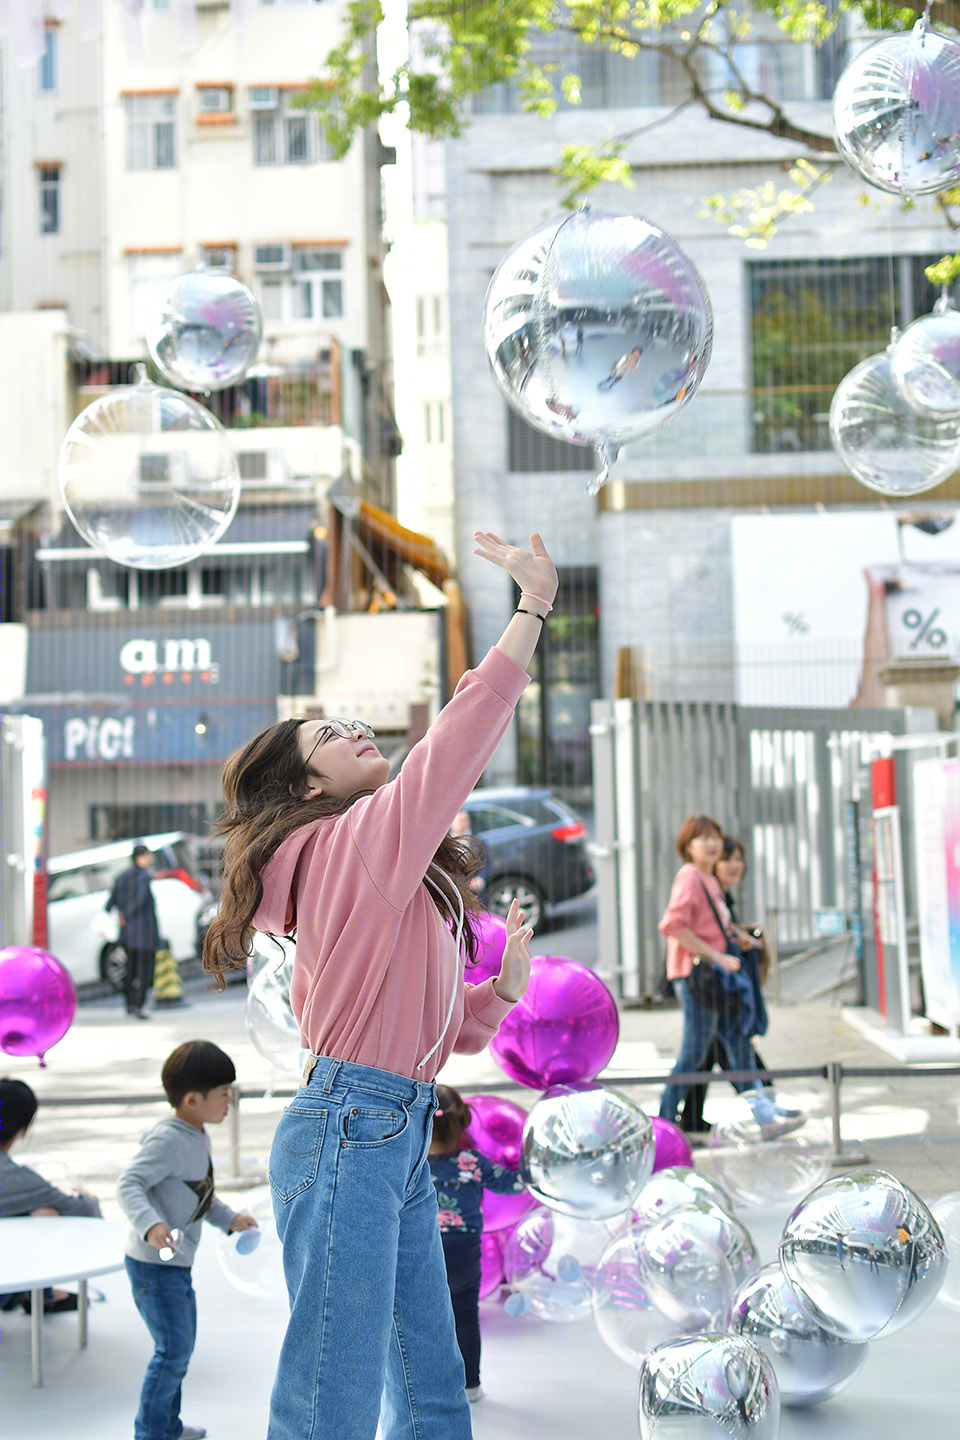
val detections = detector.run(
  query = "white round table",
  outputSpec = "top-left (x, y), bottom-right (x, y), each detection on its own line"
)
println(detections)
top-left (0, 1216), bottom-right (126, 1386)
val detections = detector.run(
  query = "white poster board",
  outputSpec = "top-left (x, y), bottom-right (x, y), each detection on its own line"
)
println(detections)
top-left (913, 756), bottom-right (960, 1031)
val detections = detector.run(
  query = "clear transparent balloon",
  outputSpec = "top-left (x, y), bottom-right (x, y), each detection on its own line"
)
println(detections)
top-left (725, 1262), bottom-right (869, 1407)
top-left (58, 377), bottom-right (240, 568)
top-left (832, 20), bottom-right (960, 196)
top-left (147, 269), bottom-right (263, 392)
top-left (638, 1334), bottom-right (781, 1440)
top-left (591, 1229), bottom-right (683, 1367)
top-left (482, 210), bottom-right (713, 487)
top-left (706, 1108), bottom-right (831, 1208)
top-left (632, 1166), bottom-right (735, 1226)
top-left (215, 1193), bottom-right (282, 1299)
top-left (928, 1191), bottom-right (960, 1311)
top-left (520, 1083), bottom-right (655, 1220)
top-left (245, 943), bottom-right (302, 1074)
top-left (779, 1168), bottom-right (948, 1341)
top-left (829, 348), bottom-right (960, 495)
top-left (502, 1207), bottom-right (613, 1321)
top-left (891, 301), bottom-right (960, 417)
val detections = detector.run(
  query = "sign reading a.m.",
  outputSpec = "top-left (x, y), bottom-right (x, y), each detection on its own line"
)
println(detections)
top-left (119, 638), bottom-right (220, 685)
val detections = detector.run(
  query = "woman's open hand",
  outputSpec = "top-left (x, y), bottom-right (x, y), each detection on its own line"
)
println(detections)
top-left (492, 898), bottom-right (533, 1003)
top-left (713, 952), bottom-right (741, 974)
top-left (474, 531), bottom-right (558, 607)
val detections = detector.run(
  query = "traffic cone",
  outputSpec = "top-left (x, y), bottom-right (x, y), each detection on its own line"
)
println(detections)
top-left (153, 942), bottom-right (185, 1006)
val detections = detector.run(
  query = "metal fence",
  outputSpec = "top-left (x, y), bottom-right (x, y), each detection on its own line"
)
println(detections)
top-left (589, 697), bottom-right (923, 1002)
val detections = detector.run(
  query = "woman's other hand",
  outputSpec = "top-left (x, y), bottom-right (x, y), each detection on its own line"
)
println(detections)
top-left (713, 952), bottom-right (741, 974)
top-left (473, 531), bottom-right (558, 607)
top-left (492, 898), bottom-right (533, 1003)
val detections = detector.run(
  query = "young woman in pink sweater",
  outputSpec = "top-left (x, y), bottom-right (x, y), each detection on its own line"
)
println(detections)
top-left (203, 531), bottom-right (555, 1440)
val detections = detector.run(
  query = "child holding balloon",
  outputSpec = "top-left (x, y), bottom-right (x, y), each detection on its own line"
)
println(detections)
top-left (203, 530), bottom-right (556, 1440)
top-left (429, 1083), bottom-right (528, 1401)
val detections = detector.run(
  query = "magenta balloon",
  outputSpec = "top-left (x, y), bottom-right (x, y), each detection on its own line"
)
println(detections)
top-left (488, 955), bottom-right (619, 1089)
top-left (0, 946), bottom-right (77, 1064)
top-left (479, 1230), bottom-right (505, 1300)
top-left (466, 911), bottom-right (508, 984)
top-left (464, 1094), bottom-right (537, 1231)
top-left (650, 1116), bottom-right (694, 1173)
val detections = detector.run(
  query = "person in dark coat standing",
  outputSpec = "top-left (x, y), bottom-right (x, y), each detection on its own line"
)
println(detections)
top-left (106, 844), bottom-right (159, 1019)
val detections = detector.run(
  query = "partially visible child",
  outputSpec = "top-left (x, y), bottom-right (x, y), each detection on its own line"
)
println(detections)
top-left (429, 1083), bottom-right (527, 1402)
top-left (116, 1042), bottom-right (258, 1440)
top-left (0, 1076), bottom-right (101, 1314)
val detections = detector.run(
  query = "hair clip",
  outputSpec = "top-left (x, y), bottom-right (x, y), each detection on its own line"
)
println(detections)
top-left (434, 1107), bottom-right (444, 1117)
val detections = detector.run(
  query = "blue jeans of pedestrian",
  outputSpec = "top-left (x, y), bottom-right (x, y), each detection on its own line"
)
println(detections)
top-left (267, 1055), bottom-right (471, 1440)
top-left (659, 978), bottom-right (766, 1125)
top-left (124, 1256), bottom-right (197, 1440)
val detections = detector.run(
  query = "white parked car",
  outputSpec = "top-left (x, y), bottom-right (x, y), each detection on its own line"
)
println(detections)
top-left (46, 832), bottom-right (210, 989)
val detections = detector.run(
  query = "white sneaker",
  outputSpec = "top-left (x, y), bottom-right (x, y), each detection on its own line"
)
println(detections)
top-left (760, 1114), bottom-right (807, 1141)
top-left (466, 1386), bottom-right (484, 1403)
top-left (175, 1427), bottom-right (207, 1440)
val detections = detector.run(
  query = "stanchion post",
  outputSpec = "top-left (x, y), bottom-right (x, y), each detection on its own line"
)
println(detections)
top-left (827, 1059), bottom-right (869, 1168)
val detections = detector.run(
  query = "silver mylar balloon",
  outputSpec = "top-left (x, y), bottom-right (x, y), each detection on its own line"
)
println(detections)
top-left (58, 369), bottom-right (240, 569)
top-left (148, 269), bottom-right (263, 392)
top-left (725, 1262), bottom-right (868, 1407)
top-left (482, 209), bottom-right (713, 493)
top-left (829, 345), bottom-right (960, 496)
top-left (833, 17), bottom-right (960, 196)
top-left (635, 1214), bottom-right (737, 1331)
top-left (633, 1167), bottom-right (735, 1225)
top-left (891, 294), bottom-right (960, 418)
top-left (638, 1334), bottom-right (780, 1440)
top-left (520, 1083), bottom-right (655, 1219)
top-left (779, 1168), bottom-right (948, 1341)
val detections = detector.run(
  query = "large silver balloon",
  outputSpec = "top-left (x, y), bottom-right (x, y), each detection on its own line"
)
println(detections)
top-left (833, 18), bottom-right (960, 196)
top-left (829, 346), bottom-right (960, 496)
top-left (633, 1167), bottom-right (735, 1225)
top-left (59, 370), bottom-right (240, 569)
top-left (520, 1083), bottom-right (655, 1220)
top-left (779, 1168), bottom-right (948, 1341)
top-left (482, 209), bottom-right (713, 492)
top-left (636, 1213), bottom-right (736, 1331)
top-left (148, 269), bottom-right (263, 392)
top-left (891, 295), bottom-right (960, 418)
top-left (638, 1334), bottom-right (780, 1440)
top-left (725, 1262), bottom-right (869, 1407)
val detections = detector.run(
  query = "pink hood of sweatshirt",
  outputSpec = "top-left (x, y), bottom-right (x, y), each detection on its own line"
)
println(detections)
top-left (253, 648), bottom-right (530, 1081)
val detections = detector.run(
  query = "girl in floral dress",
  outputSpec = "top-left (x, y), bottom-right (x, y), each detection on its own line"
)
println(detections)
top-left (429, 1084), bottom-right (526, 1401)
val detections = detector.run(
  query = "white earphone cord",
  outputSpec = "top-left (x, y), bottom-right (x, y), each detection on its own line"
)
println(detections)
top-left (416, 866), bottom-right (465, 1071)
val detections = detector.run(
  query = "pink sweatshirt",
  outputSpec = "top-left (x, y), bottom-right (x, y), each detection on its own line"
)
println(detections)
top-left (253, 648), bottom-right (530, 1081)
top-left (659, 863), bottom-right (731, 980)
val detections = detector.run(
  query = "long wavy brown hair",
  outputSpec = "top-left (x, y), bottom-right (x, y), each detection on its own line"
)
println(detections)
top-left (202, 718), bottom-right (485, 989)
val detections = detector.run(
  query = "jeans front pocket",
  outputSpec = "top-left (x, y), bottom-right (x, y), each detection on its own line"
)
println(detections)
top-left (270, 1105), bottom-right (328, 1202)
top-left (340, 1098), bottom-right (410, 1148)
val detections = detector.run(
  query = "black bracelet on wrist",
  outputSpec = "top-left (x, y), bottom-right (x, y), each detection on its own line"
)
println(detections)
top-left (515, 607), bottom-right (545, 623)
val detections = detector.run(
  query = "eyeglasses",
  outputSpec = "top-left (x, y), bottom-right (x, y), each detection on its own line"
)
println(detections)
top-left (303, 719), bottom-right (375, 770)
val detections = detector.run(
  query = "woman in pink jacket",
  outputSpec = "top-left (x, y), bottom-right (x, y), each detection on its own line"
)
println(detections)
top-left (203, 531), bottom-right (556, 1440)
top-left (658, 813), bottom-right (806, 1139)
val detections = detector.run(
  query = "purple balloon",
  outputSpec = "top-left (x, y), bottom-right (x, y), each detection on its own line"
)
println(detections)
top-left (466, 910), bottom-right (508, 984)
top-left (0, 946), bottom-right (77, 1066)
top-left (464, 1094), bottom-right (537, 1232)
top-left (650, 1116), bottom-right (694, 1173)
top-left (479, 1230), bottom-right (506, 1299)
top-left (488, 955), bottom-right (619, 1089)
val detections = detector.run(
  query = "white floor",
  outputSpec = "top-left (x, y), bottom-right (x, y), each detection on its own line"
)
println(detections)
top-left (3, 1192), bottom-right (958, 1440)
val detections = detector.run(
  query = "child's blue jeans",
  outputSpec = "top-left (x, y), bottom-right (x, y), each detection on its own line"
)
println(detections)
top-left (124, 1256), bottom-right (197, 1440)
top-left (267, 1055), bottom-right (471, 1440)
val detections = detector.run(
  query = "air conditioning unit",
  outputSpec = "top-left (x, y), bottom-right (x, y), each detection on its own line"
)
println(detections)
top-left (198, 86), bottom-right (233, 115)
top-left (237, 449), bottom-right (286, 486)
top-left (254, 243), bottom-right (291, 272)
top-left (249, 87), bottom-right (280, 111)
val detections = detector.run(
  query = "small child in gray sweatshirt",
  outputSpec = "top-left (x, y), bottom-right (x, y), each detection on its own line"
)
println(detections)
top-left (117, 1041), bottom-right (258, 1440)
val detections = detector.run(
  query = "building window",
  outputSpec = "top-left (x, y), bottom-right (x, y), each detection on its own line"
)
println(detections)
top-left (507, 405), bottom-right (595, 473)
top-left (128, 251), bottom-right (182, 336)
top-left (39, 27), bottom-right (57, 93)
top-left (748, 253), bottom-right (951, 454)
top-left (201, 244), bottom-right (237, 270)
top-left (416, 294), bottom-right (445, 355)
top-left (126, 94), bottom-right (178, 170)
top-left (423, 401), bottom-right (446, 444)
top-left (251, 89), bottom-right (331, 165)
top-left (197, 85), bottom-right (233, 115)
top-left (39, 165), bottom-right (60, 235)
top-left (254, 245), bottom-right (344, 322)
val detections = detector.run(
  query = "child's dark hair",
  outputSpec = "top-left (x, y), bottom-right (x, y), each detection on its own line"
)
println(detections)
top-left (161, 1041), bottom-right (236, 1107)
top-left (433, 1084), bottom-right (472, 1151)
top-left (0, 1078), bottom-right (38, 1144)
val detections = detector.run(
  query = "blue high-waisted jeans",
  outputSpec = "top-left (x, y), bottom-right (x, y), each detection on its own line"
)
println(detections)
top-left (659, 977), bottom-right (766, 1125)
top-left (267, 1055), bottom-right (472, 1440)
